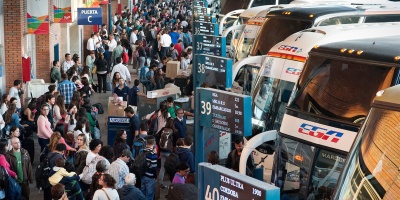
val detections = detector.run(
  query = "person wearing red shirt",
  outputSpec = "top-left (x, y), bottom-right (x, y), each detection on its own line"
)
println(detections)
top-left (174, 39), bottom-right (183, 61)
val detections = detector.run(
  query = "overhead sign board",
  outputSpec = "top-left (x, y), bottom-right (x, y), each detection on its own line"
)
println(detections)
top-left (194, 22), bottom-right (219, 36)
top-left (107, 117), bottom-right (132, 146)
top-left (194, 15), bottom-right (216, 23)
top-left (194, 35), bottom-right (226, 57)
top-left (198, 163), bottom-right (280, 199)
top-left (198, 88), bottom-right (252, 136)
top-left (196, 54), bottom-right (233, 88)
top-left (194, 1), bottom-right (208, 7)
top-left (77, 8), bottom-right (102, 25)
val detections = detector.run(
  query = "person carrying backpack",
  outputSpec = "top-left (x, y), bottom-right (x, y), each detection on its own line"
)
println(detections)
top-left (145, 101), bottom-right (170, 136)
top-left (156, 118), bottom-right (176, 189)
top-left (133, 135), bottom-right (157, 200)
top-left (145, 63), bottom-right (158, 92)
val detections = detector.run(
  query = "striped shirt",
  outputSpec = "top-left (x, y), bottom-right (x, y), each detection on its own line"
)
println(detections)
top-left (144, 148), bottom-right (158, 178)
top-left (109, 158), bottom-right (129, 189)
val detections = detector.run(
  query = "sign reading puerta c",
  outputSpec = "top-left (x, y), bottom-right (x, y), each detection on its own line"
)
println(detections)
top-left (77, 8), bottom-right (102, 25)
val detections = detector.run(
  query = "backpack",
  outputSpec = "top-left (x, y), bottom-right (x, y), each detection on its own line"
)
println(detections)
top-left (92, 103), bottom-right (104, 114)
top-left (132, 150), bottom-right (151, 177)
top-left (81, 156), bottom-right (107, 184)
top-left (132, 136), bottom-right (146, 159)
top-left (35, 153), bottom-right (58, 190)
top-left (122, 48), bottom-right (129, 64)
top-left (5, 169), bottom-right (22, 200)
top-left (159, 128), bottom-right (174, 151)
top-left (147, 112), bottom-right (159, 135)
top-left (139, 66), bottom-right (149, 85)
top-left (145, 70), bottom-right (152, 81)
top-left (0, 166), bottom-right (8, 194)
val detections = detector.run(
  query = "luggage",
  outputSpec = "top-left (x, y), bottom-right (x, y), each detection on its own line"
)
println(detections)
top-left (21, 137), bottom-right (34, 164)
top-left (166, 183), bottom-right (198, 200)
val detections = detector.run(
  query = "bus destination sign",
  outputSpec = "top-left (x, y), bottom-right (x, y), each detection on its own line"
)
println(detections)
top-left (196, 54), bottom-right (232, 88)
top-left (194, 35), bottom-right (226, 57)
top-left (198, 88), bottom-right (252, 136)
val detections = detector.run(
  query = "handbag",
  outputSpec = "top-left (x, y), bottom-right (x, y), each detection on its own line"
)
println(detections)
top-left (92, 65), bottom-right (97, 74)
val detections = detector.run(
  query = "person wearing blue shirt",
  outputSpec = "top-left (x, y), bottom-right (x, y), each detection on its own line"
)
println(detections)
top-left (124, 106), bottom-right (140, 147)
top-left (169, 27), bottom-right (180, 44)
top-left (114, 78), bottom-right (130, 101)
top-left (127, 79), bottom-right (146, 107)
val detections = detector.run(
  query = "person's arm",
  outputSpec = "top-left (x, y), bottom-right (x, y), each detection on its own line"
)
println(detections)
top-left (145, 111), bottom-right (155, 120)
top-left (53, 105), bottom-right (62, 120)
top-left (184, 111), bottom-right (194, 117)
top-left (12, 114), bottom-right (24, 129)
top-left (125, 67), bottom-right (131, 83)
top-left (0, 156), bottom-right (16, 178)
top-left (59, 137), bottom-right (75, 151)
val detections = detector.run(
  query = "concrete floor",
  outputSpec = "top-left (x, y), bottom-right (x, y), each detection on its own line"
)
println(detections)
top-left (29, 64), bottom-right (171, 199)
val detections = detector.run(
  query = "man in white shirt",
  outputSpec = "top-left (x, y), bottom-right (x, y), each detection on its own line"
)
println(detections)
top-left (130, 27), bottom-right (139, 65)
top-left (101, 24), bottom-right (108, 37)
top-left (86, 139), bottom-right (103, 165)
top-left (94, 31), bottom-right (102, 49)
top-left (164, 78), bottom-right (181, 95)
top-left (159, 29), bottom-right (172, 59)
top-left (86, 33), bottom-right (96, 51)
top-left (61, 53), bottom-right (75, 73)
top-left (107, 34), bottom-right (117, 69)
top-left (111, 57), bottom-right (131, 84)
top-left (109, 149), bottom-right (131, 189)
top-left (8, 80), bottom-right (22, 112)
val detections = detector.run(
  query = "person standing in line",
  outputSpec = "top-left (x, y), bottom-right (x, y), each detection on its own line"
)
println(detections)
top-left (175, 136), bottom-right (195, 173)
top-left (37, 104), bottom-right (53, 151)
top-left (57, 73), bottom-right (77, 107)
top-left (171, 162), bottom-right (190, 184)
top-left (8, 80), bottom-right (22, 113)
top-left (225, 136), bottom-right (255, 174)
top-left (109, 149), bottom-right (131, 191)
top-left (62, 53), bottom-right (75, 74)
top-left (130, 28), bottom-right (139, 65)
top-left (113, 130), bottom-right (130, 161)
top-left (92, 174), bottom-right (119, 200)
top-left (111, 57), bottom-right (131, 85)
top-left (140, 136), bottom-right (158, 200)
top-left (107, 34), bottom-right (117, 69)
top-left (87, 33), bottom-right (96, 52)
top-left (120, 173), bottom-right (146, 200)
top-left (51, 183), bottom-right (68, 200)
top-left (114, 78), bottom-right (130, 101)
top-left (124, 107), bottom-right (140, 147)
top-left (45, 94), bottom-right (56, 129)
top-left (94, 52), bottom-right (108, 93)
top-left (159, 29), bottom-right (172, 59)
top-left (51, 60), bottom-right (62, 83)
top-left (127, 80), bottom-right (146, 107)
top-left (6, 137), bottom-right (33, 200)
top-left (86, 51), bottom-right (96, 76)
top-left (86, 139), bottom-right (103, 165)
top-left (112, 41), bottom-right (124, 66)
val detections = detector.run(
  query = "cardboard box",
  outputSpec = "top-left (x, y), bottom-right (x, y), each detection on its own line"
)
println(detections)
top-left (146, 87), bottom-right (181, 99)
top-left (177, 69), bottom-right (191, 77)
top-left (147, 91), bottom-right (157, 98)
top-left (166, 61), bottom-right (181, 78)
top-left (108, 97), bottom-right (127, 117)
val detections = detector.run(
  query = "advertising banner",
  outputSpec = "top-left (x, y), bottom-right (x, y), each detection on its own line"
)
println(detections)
top-left (54, 0), bottom-right (72, 23)
top-left (86, 0), bottom-right (109, 8)
top-left (27, 0), bottom-right (49, 34)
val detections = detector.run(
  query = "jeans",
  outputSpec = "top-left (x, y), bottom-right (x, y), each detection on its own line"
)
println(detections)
top-left (158, 151), bottom-right (170, 183)
top-left (138, 56), bottom-right (146, 73)
top-left (38, 137), bottom-right (50, 152)
top-left (141, 176), bottom-right (156, 200)
top-left (97, 73), bottom-right (107, 92)
top-left (160, 47), bottom-right (169, 59)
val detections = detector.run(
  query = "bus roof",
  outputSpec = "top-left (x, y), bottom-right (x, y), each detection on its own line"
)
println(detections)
top-left (268, 23), bottom-right (400, 58)
top-left (240, 5), bottom-right (277, 19)
top-left (309, 36), bottom-right (400, 65)
top-left (266, 5), bottom-right (358, 19)
top-left (373, 84), bottom-right (400, 110)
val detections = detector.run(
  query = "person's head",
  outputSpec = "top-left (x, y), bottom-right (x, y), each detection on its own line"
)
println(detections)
top-left (10, 137), bottom-right (20, 151)
top-left (184, 136), bottom-right (193, 147)
top-left (51, 183), bottom-right (68, 200)
top-left (89, 139), bottom-right (103, 153)
top-left (146, 135), bottom-right (155, 148)
top-left (124, 106), bottom-right (135, 117)
top-left (116, 57), bottom-right (122, 64)
top-left (99, 174), bottom-right (116, 189)
top-left (55, 157), bottom-right (66, 168)
top-left (9, 126), bottom-right (20, 138)
top-left (89, 50), bottom-right (95, 58)
top-left (118, 78), bottom-right (125, 86)
top-left (48, 131), bottom-right (62, 151)
top-left (61, 73), bottom-right (68, 80)
top-left (55, 95), bottom-right (66, 112)
top-left (98, 52), bottom-right (104, 59)
top-left (99, 145), bottom-right (114, 162)
top-left (165, 117), bottom-right (175, 129)
top-left (68, 103), bottom-right (77, 114)
top-left (96, 159), bottom-right (110, 173)
top-left (53, 60), bottom-right (59, 67)
top-left (48, 84), bottom-right (56, 94)
top-left (134, 79), bottom-right (140, 86)
top-left (125, 173), bottom-right (136, 185)
top-left (166, 97), bottom-right (174, 108)
top-left (13, 80), bottom-right (22, 88)
top-left (113, 72), bottom-right (121, 81)
top-left (140, 123), bottom-right (148, 132)
top-left (65, 53), bottom-right (71, 61)
top-left (46, 94), bottom-right (56, 105)
top-left (77, 133), bottom-right (88, 148)
top-left (234, 136), bottom-right (244, 152)
top-left (55, 143), bottom-right (66, 154)
top-left (9, 97), bottom-right (17, 105)
top-left (208, 151), bottom-right (220, 165)
top-left (120, 149), bottom-right (132, 163)
top-left (81, 77), bottom-right (89, 86)
top-left (1, 94), bottom-right (8, 105)
top-left (156, 68), bottom-right (163, 75)
top-left (176, 162), bottom-right (190, 176)
top-left (40, 104), bottom-right (50, 116)
top-left (102, 24), bottom-right (106, 29)
top-left (176, 138), bottom-right (184, 147)
top-left (75, 117), bottom-right (88, 132)
top-left (115, 129), bottom-right (127, 144)
top-left (169, 78), bottom-right (175, 84)
top-left (159, 100), bottom-right (168, 111)
top-left (0, 139), bottom-right (8, 155)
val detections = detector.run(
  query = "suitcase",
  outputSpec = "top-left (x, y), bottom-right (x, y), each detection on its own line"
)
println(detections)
top-left (166, 183), bottom-right (198, 200)
top-left (21, 137), bottom-right (34, 164)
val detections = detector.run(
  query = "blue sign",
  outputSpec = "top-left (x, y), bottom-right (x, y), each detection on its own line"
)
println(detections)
top-left (77, 8), bottom-right (102, 25)
top-left (198, 88), bottom-right (252, 136)
top-left (194, 15), bottom-right (216, 23)
top-left (194, 22), bottom-right (219, 36)
top-left (196, 54), bottom-right (233, 88)
top-left (194, 35), bottom-right (226, 57)
top-left (107, 117), bottom-right (131, 146)
top-left (198, 163), bottom-right (280, 200)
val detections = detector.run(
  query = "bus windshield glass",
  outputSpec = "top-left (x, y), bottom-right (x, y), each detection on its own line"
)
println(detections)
top-left (235, 25), bottom-right (259, 61)
top-left (251, 0), bottom-right (293, 7)
top-left (335, 107), bottom-right (400, 199)
top-left (275, 137), bottom-right (346, 200)
top-left (292, 55), bottom-right (395, 123)
top-left (251, 18), bottom-right (312, 56)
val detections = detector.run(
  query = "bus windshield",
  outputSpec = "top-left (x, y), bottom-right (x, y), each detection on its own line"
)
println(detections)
top-left (335, 107), bottom-right (400, 199)
top-left (235, 25), bottom-right (260, 61)
top-left (251, 18), bottom-right (312, 56)
top-left (234, 64), bottom-right (260, 95)
top-left (292, 55), bottom-right (395, 123)
top-left (275, 137), bottom-right (346, 200)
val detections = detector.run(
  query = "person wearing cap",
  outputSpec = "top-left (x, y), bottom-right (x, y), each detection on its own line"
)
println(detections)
top-left (120, 173), bottom-right (146, 200)
top-left (109, 149), bottom-right (131, 190)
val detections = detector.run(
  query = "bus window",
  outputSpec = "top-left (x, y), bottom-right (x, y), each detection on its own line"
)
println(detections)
top-left (364, 15), bottom-right (400, 23)
top-left (252, 18), bottom-right (312, 56)
top-left (236, 37), bottom-right (255, 61)
top-left (251, 0), bottom-right (293, 7)
top-left (310, 150), bottom-right (346, 200)
top-left (276, 137), bottom-right (314, 199)
top-left (317, 16), bottom-right (361, 26)
top-left (292, 56), bottom-right (395, 122)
